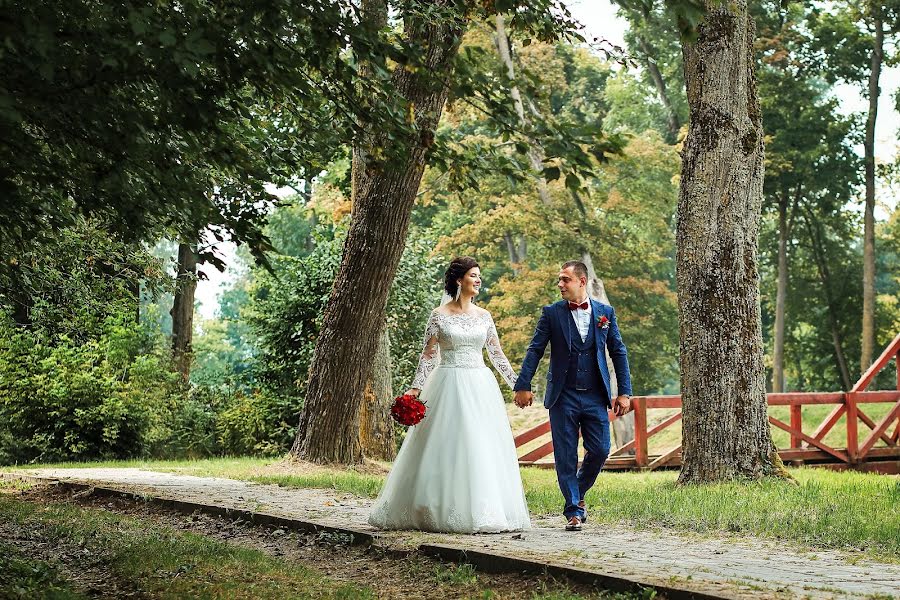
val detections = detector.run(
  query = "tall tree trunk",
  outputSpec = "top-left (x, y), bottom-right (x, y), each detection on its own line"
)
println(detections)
top-left (347, 0), bottom-right (396, 461)
top-left (829, 312), bottom-right (853, 391)
top-left (351, 0), bottom-right (389, 215)
top-left (773, 196), bottom-right (788, 393)
top-left (861, 12), bottom-right (883, 374)
top-left (170, 241), bottom-right (197, 382)
top-left (504, 231), bottom-right (521, 267)
top-left (292, 5), bottom-right (467, 464)
top-left (132, 280), bottom-right (141, 324)
top-left (803, 210), bottom-right (853, 391)
top-left (359, 323), bottom-right (396, 459)
top-left (583, 252), bottom-right (636, 449)
top-left (305, 211), bottom-right (318, 254)
top-left (494, 13), bottom-right (552, 206)
top-left (676, 0), bottom-right (785, 483)
top-left (637, 36), bottom-right (681, 143)
top-left (494, 13), bottom-right (544, 271)
top-left (301, 168), bottom-right (316, 254)
top-left (4, 262), bottom-right (32, 326)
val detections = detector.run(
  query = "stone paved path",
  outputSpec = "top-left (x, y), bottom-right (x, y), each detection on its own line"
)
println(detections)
top-left (9, 468), bottom-right (899, 599)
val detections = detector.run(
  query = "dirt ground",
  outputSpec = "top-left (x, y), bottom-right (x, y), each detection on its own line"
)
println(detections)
top-left (0, 483), bottom-right (637, 599)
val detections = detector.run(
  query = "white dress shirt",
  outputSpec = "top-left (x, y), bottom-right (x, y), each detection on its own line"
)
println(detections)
top-left (569, 298), bottom-right (592, 342)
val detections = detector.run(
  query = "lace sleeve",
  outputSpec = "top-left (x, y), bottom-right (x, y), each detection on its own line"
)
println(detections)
top-left (485, 314), bottom-right (517, 389)
top-left (410, 310), bottom-right (441, 389)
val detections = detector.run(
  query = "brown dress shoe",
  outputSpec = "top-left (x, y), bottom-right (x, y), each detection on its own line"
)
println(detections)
top-left (565, 515), bottom-right (583, 531)
top-left (578, 500), bottom-right (587, 523)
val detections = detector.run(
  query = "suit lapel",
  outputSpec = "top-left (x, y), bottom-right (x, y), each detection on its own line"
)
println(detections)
top-left (591, 298), bottom-right (602, 348)
top-left (557, 301), bottom-right (572, 350)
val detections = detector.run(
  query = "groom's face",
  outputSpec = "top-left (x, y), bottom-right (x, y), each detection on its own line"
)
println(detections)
top-left (557, 267), bottom-right (587, 301)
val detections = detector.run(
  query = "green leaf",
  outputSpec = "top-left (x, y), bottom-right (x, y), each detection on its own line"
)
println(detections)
top-left (159, 30), bottom-right (176, 47)
top-left (542, 166), bottom-right (561, 181)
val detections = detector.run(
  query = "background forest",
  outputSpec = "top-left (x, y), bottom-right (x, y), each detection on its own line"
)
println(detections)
top-left (1, 0), bottom-right (898, 465)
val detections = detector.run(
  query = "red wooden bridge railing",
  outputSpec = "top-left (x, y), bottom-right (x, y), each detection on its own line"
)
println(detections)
top-left (514, 332), bottom-right (900, 473)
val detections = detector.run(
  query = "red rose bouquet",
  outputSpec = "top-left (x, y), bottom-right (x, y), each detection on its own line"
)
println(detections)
top-left (390, 393), bottom-right (427, 426)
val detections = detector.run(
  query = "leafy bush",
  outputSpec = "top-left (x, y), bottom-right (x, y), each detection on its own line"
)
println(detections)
top-left (0, 314), bottom-right (178, 464)
top-left (247, 222), bottom-right (444, 405)
top-left (143, 385), bottom-right (221, 460)
top-left (215, 387), bottom-right (297, 457)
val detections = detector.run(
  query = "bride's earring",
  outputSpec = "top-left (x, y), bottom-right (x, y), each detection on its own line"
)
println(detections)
top-left (454, 283), bottom-right (461, 301)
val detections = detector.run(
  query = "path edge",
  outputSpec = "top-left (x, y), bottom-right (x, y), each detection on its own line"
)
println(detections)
top-left (1, 472), bottom-right (732, 600)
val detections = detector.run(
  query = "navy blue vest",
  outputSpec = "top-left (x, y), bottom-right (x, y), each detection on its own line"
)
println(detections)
top-left (564, 311), bottom-right (603, 392)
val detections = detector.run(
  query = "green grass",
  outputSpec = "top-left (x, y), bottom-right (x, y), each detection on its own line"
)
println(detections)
top-left (0, 495), bottom-right (373, 599)
top-left (523, 467), bottom-right (900, 561)
top-left (8, 457), bottom-right (899, 561)
top-left (4, 456), bottom-right (273, 476)
top-left (0, 543), bottom-right (87, 600)
top-left (433, 562), bottom-right (478, 586)
top-left (0, 490), bottom-right (637, 600)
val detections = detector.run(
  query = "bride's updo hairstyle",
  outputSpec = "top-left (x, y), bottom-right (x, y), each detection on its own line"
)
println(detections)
top-left (444, 256), bottom-right (479, 298)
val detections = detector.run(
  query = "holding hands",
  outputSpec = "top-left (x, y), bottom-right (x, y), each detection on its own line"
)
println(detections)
top-left (514, 390), bottom-right (533, 409)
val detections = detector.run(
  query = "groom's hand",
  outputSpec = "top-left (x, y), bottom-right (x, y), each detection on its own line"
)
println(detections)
top-left (613, 395), bottom-right (631, 416)
top-left (514, 390), bottom-right (533, 408)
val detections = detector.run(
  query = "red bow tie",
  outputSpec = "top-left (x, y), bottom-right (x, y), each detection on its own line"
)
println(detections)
top-left (568, 301), bottom-right (589, 311)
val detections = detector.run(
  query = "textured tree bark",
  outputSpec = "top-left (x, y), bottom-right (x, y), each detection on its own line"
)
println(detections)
top-left (292, 4), bottom-right (466, 464)
top-left (861, 12), bottom-right (883, 374)
top-left (347, 0), bottom-right (396, 461)
top-left (637, 36), bottom-right (681, 143)
top-left (676, 0), bottom-right (785, 483)
top-left (170, 241), bottom-right (197, 382)
top-left (773, 197), bottom-right (787, 393)
top-left (351, 0), bottom-right (389, 214)
top-left (359, 323), bottom-right (396, 459)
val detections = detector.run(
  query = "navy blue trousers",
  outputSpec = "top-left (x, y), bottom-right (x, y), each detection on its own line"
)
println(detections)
top-left (549, 387), bottom-right (611, 519)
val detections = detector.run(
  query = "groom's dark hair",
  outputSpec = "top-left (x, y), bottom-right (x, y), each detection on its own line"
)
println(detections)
top-left (562, 260), bottom-right (588, 279)
top-left (445, 256), bottom-right (480, 297)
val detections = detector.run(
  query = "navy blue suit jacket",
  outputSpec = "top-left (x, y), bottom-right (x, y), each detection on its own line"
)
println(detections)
top-left (514, 299), bottom-right (632, 409)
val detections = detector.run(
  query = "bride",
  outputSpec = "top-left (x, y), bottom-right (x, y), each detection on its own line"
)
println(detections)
top-left (368, 256), bottom-right (531, 534)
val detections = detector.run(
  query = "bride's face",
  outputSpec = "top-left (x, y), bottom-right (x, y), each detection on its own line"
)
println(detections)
top-left (458, 267), bottom-right (482, 298)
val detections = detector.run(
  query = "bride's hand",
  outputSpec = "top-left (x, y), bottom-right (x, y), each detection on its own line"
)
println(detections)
top-left (405, 388), bottom-right (421, 398)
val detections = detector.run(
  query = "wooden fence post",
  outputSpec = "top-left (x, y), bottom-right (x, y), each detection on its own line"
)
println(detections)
top-left (634, 397), bottom-right (648, 468)
top-left (846, 392), bottom-right (859, 464)
top-left (790, 404), bottom-right (802, 449)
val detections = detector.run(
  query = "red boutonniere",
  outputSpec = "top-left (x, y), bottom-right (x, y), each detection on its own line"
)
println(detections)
top-left (390, 393), bottom-right (427, 426)
top-left (596, 315), bottom-right (610, 329)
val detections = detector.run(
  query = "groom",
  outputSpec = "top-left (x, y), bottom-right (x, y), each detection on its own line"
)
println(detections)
top-left (514, 261), bottom-right (632, 532)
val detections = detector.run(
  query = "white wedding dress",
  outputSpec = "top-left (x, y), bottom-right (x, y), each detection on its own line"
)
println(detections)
top-left (368, 309), bottom-right (531, 533)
